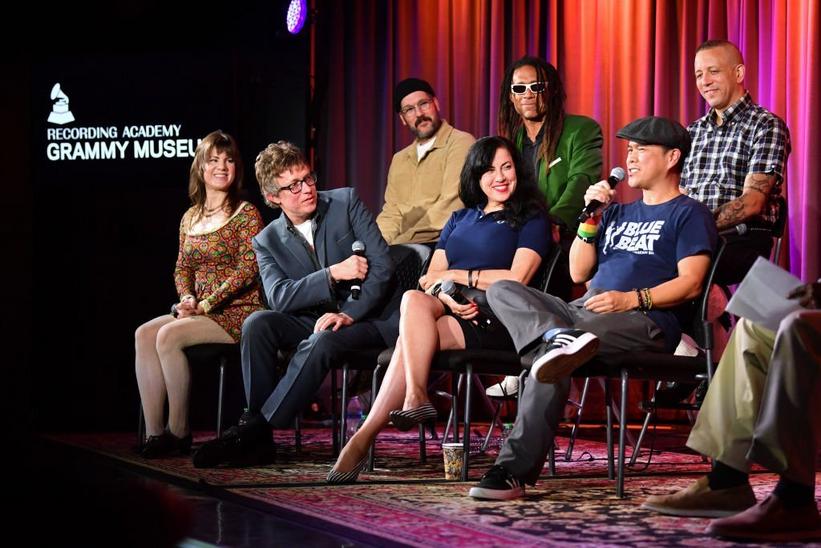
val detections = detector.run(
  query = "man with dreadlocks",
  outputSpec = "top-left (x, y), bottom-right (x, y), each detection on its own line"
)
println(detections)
top-left (486, 56), bottom-right (603, 399)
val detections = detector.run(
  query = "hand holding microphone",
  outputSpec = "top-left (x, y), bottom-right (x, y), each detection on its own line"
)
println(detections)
top-left (350, 241), bottom-right (366, 299)
top-left (329, 240), bottom-right (368, 299)
top-left (578, 167), bottom-right (625, 222)
top-left (439, 279), bottom-right (489, 326)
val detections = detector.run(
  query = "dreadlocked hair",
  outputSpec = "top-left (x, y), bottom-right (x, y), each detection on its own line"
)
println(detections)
top-left (497, 56), bottom-right (566, 175)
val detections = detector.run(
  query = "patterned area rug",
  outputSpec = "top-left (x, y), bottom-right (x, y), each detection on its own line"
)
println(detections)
top-left (45, 428), bottom-right (821, 546)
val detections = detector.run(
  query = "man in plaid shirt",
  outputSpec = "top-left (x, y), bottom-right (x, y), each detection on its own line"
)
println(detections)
top-left (682, 39), bottom-right (791, 286)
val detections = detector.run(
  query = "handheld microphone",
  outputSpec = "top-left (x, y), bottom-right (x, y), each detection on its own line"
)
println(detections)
top-left (719, 224), bottom-right (748, 237)
top-left (578, 167), bottom-right (626, 223)
top-left (350, 240), bottom-right (365, 300)
top-left (440, 280), bottom-right (491, 327)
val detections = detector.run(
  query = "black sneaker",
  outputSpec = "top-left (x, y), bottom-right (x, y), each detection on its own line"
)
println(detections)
top-left (468, 465), bottom-right (525, 500)
top-left (192, 411), bottom-right (273, 468)
top-left (530, 329), bottom-right (599, 384)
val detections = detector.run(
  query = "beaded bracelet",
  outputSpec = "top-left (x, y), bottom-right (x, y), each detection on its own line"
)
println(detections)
top-left (635, 288), bottom-right (653, 311)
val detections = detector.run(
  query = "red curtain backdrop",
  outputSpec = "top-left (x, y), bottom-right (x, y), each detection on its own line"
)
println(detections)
top-left (315, 0), bottom-right (820, 281)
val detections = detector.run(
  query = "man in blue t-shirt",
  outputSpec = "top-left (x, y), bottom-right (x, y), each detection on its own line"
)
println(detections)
top-left (468, 116), bottom-right (718, 501)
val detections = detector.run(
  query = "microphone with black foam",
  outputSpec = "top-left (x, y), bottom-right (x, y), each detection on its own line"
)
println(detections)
top-left (440, 279), bottom-right (491, 327)
top-left (578, 167), bottom-right (626, 223)
top-left (350, 240), bottom-right (366, 300)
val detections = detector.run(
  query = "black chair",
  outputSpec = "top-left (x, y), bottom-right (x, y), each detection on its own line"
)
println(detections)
top-left (624, 197), bottom-right (790, 465)
top-left (330, 243), bottom-right (433, 455)
top-left (543, 236), bottom-right (729, 497)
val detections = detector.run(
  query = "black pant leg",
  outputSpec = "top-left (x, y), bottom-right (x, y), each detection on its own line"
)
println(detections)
top-left (240, 310), bottom-right (313, 411)
top-left (261, 321), bottom-right (383, 428)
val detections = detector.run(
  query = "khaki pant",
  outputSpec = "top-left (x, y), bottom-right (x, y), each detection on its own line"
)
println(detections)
top-left (687, 310), bottom-right (821, 485)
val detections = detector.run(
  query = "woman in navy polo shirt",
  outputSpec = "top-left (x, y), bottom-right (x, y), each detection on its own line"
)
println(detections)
top-left (328, 136), bottom-right (551, 482)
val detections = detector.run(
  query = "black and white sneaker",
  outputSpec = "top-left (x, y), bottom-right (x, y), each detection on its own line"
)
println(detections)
top-left (468, 465), bottom-right (525, 500)
top-left (530, 328), bottom-right (599, 384)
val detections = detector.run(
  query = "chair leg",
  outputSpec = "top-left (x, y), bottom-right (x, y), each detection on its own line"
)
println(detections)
top-left (294, 415), bottom-right (302, 454)
top-left (461, 367), bottom-right (473, 481)
top-left (137, 402), bottom-right (146, 449)
top-left (481, 399), bottom-right (503, 452)
top-left (629, 381), bottom-right (660, 466)
top-left (368, 364), bottom-right (383, 472)
top-left (331, 370), bottom-right (339, 456)
top-left (604, 379), bottom-right (614, 480)
top-left (340, 365), bottom-right (349, 450)
top-left (565, 377), bottom-right (590, 461)
top-left (217, 358), bottom-right (226, 438)
top-left (418, 423), bottom-right (427, 463)
top-left (547, 443), bottom-right (556, 476)
top-left (450, 373), bottom-right (464, 443)
top-left (617, 370), bottom-right (629, 498)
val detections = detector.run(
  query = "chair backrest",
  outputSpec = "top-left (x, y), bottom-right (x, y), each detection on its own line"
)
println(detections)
top-left (770, 195), bottom-right (788, 265)
top-left (687, 237), bottom-right (728, 348)
top-left (534, 245), bottom-right (563, 293)
top-left (389, 243), bottom-right (433, 292)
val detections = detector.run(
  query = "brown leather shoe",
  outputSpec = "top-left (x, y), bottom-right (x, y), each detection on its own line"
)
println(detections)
top-left (641, 476), bottom-right (756, 517)
top-left (706, 494), bottom-right (821, 541)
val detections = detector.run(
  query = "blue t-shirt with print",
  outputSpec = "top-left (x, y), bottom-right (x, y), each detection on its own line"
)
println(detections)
top-left (590, 194), bottom-right (717, 351)
top-left (436, 207), bottom-right (551, 270)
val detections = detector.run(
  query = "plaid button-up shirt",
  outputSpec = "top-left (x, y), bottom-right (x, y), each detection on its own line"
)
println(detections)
top-left (681, 93), bottom-right (791, 225)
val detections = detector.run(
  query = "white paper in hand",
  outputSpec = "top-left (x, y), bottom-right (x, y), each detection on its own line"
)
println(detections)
top-left (726, 257), bottom-right (804, 331)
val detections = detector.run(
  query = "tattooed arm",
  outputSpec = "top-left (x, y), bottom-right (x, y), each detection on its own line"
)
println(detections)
top-left (713, 172), bottom-right (776, 230)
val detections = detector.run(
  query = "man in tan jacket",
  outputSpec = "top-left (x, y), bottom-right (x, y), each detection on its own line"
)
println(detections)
top-left (377, 78), bottom-right (475, 245)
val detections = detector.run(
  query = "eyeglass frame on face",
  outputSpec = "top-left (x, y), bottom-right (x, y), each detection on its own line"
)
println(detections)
top-left (399, 98), bottom-right (434, 117)
top-left (276, 172), bottom-right (318, 194)
top-left (510, 81), bottom-right (547, 95)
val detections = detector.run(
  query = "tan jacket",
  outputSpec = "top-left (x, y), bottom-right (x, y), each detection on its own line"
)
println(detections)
top-left (377, 120), bottom-right (475, 244)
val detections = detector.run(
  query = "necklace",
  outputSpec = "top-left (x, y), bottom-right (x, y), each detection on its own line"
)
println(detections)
top-left (203, 202), bottom-right (226, 217)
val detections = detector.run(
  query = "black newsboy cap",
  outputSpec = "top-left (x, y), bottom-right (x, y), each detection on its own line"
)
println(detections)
top-left (616, 116), bottom-right (691, 158)
top-left (394, 78), bottom-right (436, 112)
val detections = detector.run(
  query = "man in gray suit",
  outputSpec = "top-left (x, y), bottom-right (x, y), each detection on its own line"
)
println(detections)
top-left (194, 141), bottom-right (395, 468)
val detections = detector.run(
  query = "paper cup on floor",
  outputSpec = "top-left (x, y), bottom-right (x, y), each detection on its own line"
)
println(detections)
top-left (442, 443), bottom-right (465, 480)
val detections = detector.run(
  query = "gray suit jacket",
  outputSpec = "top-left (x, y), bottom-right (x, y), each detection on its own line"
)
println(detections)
top-left (253, 187), bottom-right (397, 341)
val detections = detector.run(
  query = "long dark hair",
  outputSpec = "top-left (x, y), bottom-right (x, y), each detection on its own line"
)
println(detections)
top-left (458, 136), bottom-right (546, 228)
top-left (497, 56), bottom-right (566, 173)
top-left (188, 130), bottom-right (244, 219)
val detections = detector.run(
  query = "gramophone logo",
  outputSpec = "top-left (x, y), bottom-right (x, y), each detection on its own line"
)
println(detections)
top-left (48, 83), bottom-right (75, 125)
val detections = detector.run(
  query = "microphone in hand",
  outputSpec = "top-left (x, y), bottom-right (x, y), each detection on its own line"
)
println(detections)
top-left (578, 167), bottom-right (626, 223)
top-left (350, 240), bottom-right (365, 300)
top-left (440, 279), bottom-right (491, 327)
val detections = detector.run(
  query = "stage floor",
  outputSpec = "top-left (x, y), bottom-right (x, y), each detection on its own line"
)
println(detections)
top-left (36, 425), bottom-right (821, 547)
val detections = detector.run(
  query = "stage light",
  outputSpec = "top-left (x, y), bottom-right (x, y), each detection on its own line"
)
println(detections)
top-left (286, 0), bottom-right (307, 34)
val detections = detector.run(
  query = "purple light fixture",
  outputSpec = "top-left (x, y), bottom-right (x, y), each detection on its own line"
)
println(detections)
top-left (286, 0), bottom-right (307, 34)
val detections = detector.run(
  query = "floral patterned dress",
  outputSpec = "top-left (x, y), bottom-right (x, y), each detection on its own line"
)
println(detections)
top-left (174, 201), bottom-right (264, 341)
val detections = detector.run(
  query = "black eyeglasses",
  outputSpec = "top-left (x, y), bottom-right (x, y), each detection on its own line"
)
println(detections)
top-left (399, 99), bottom-right (434, 117)
top-left (277, 173), bottom-right (317, 194)
top-left (510, 82), bottom-right (546, 95)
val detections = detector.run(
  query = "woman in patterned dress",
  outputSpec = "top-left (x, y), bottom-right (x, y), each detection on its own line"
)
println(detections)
top-left (135, 131), bottom-right (264, 458)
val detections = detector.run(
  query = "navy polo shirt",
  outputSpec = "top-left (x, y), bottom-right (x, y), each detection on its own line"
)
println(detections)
top-left (436, 207), bottom-right (551, 269)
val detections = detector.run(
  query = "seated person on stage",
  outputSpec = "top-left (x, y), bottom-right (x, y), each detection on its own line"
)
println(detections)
top-left (643, 280), bottom-right (821, 542)
top-left (194, 141), bottom-right (396, 468)
top-left (377, 77), bottom-right (475, 245)
top-left (135, 130), bottom-right (264, 458)
top-left (487, 56), bottom-right (603, 399)
top-left (327, 136), bottom-right (551, 483)
top-left (682, 39), bottom-right (790, 286)
top-left (469, 116), bottom-right (718, 500)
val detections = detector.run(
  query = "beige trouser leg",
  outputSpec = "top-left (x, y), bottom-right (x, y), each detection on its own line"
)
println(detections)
top-left (686, 317), bottom-right (775, 472)
top-left (687, 311), bottom-right (821, 484)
